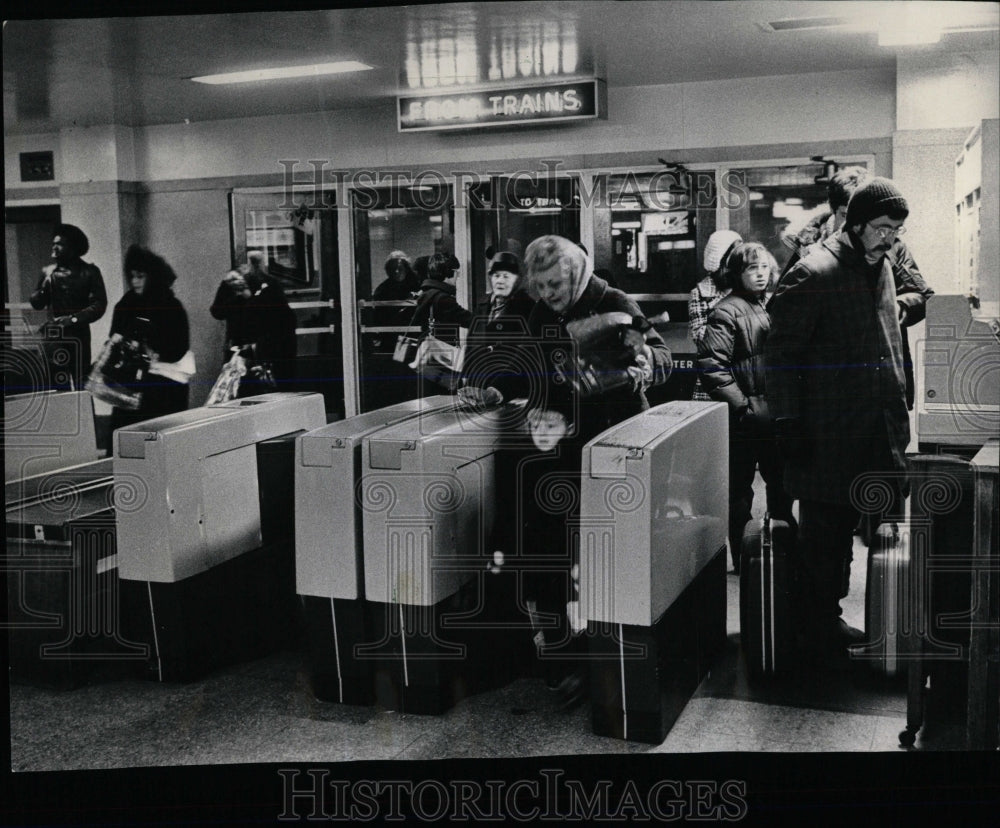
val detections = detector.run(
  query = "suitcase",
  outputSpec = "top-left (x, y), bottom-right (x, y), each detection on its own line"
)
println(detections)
top-left (739, 513), bottom-right (797, 680)
top-left (855, 522), bottom-right (910, 677)
top-left (580, 401), bottom-right (729, 743)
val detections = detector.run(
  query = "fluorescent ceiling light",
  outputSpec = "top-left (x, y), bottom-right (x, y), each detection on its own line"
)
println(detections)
top-left (191, 61), bottom-right (372, 84)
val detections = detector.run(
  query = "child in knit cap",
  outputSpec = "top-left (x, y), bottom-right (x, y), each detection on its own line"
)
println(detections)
top-left (688, 229), bottom-right (742, 400)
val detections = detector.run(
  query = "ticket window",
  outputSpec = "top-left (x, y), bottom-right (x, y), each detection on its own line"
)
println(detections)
top-left (592, 171), bottom-right (716, 402)
top-left (230, 190), bottom-right (342, 417)
top-left (467, 176), bottom-right (580, 310)
top-left (352, 183), bottom-right (455, 413)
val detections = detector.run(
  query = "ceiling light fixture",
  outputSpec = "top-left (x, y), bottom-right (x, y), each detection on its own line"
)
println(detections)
top-left (191, 61), bottom-right (373, 84)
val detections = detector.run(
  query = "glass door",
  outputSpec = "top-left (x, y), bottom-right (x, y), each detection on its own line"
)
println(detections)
top-left (467, 175), bottom-right (580, 310)
top-left (230, 190), bottom-right (342, 417)
top-left (722, 162), bottom-right (850, 273)
top-left (352, 183), bottom-right (455, 413)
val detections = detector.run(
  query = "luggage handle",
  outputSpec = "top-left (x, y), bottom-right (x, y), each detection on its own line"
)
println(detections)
top-left (760, 512), bottom-right (771, 555)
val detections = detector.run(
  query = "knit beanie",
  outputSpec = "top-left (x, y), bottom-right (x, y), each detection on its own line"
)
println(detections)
top-left (703, 229), bottom-right (742, 273)
top-left (844, 177), bottom-right (908, 229)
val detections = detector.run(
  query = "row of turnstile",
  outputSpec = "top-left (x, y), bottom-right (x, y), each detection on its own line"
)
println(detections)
top-left (5, 389), bottom-right (729, 744)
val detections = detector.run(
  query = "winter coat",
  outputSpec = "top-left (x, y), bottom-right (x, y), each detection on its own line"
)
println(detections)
top-left (405, 278), bottom-right (473, 348)
top-left (782, 226), bottom-right (933, 410)
top-left (764, 231), bottom-right (910, 505)
top-left (462, 289), bottom-right (536, 391)
top-left (523, 275), bottom-right (673, 446)
top-left (697, 291), bottom-right (772, 433)
top-left (30, 260), bottom-right (107, 358)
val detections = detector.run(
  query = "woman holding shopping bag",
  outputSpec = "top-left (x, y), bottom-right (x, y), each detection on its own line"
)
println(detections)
top-left (107, 245), bottom-right (193, 430)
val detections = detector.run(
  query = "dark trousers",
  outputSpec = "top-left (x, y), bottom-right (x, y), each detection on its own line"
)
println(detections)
top-left (797, 500), bottom-right (859, 628)
top-left (729, 433), bottom-right (795, 568)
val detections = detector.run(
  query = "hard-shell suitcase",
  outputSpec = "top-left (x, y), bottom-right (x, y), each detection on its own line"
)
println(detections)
top-left (856, 522), bottom-right (910, 677)
top-left (739, 513), bottom-right (797, 679)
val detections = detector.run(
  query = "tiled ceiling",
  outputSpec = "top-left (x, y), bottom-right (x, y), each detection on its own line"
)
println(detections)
top-left (4, 1), bottom-right (998, 134)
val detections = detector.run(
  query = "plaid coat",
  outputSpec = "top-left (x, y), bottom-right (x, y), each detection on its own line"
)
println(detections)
top-left (765, 232), bottom-right (910, 505)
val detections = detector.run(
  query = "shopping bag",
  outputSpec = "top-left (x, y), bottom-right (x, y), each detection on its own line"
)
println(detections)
top-left (84, 335), bottom-right (146, 410)
top-left (205, 349), bottom-right (248, 405)
top-left (148, 350), bottom-right (197, 384)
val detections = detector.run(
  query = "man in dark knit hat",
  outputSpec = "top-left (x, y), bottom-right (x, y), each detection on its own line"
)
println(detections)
top-left (765, 177), bottom-right (912, 662)
top-left (30, 223), bottom-right (107, 389)
top-left (780, 167), bottom-right (933, 410)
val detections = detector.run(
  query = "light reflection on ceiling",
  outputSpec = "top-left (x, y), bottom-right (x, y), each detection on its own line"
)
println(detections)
top-left (403, 8), bottom-right (585, 89)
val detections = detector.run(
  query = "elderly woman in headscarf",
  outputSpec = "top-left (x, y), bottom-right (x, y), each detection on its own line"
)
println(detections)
top-left (485, 235), bottom-right (673, 710)
top-left (489, 235), bottom-right (673, 437)
top-left (108, 245), bottom-right (190, 430)
top-left (459, 251), bottom-right (536, 406)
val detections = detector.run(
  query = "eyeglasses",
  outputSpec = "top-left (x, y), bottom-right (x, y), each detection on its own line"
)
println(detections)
top-left (871, 225), bottom-right (906, 240)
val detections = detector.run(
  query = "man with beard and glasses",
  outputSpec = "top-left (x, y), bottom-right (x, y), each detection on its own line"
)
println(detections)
top-left (765, 177), bottom-right (913, 662)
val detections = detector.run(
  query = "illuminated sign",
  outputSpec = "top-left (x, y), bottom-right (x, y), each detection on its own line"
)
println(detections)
top-left (397, 79), bottom-right (606, 132)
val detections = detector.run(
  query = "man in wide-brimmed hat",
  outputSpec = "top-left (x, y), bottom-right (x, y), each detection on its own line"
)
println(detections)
top-left (30, 223), bottom-right (107, 388)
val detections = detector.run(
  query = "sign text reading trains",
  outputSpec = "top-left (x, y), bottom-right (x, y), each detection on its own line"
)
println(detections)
top-left (398, 80), bottom-right (605, 132)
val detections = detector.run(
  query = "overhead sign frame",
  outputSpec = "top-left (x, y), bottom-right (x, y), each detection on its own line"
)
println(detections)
top-left (397, 78), bottom-right (607, 133)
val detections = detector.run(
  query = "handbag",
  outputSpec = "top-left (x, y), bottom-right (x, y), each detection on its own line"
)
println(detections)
top-left (84, 335), bottom-right (146, 410)
top-left (392, 293), bottom-right (430, 364)
top-left (409, 309), bottom-right (465, 391)
top-left (148, 350), bottom-right (197, 384)
top-left (393, 333), bottom-right (420, 364)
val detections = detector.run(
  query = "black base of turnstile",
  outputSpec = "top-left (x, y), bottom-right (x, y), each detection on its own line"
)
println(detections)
top-left (361, 572), bottom-right (534, 714)
top-left (587, 547), bottom-right (728, 744)
top-left (6, 513), bottom-right (147, 689)
top-left (119, 538), bottom-right (298, 683)
top-left (301, 595), bottom-right (374, 706)
top-left (302, 564), bottom-right (536, 710)
top-left (364, 597), bottom-right (466, 715)
top-left (117, 432), bottom-right (303, 683)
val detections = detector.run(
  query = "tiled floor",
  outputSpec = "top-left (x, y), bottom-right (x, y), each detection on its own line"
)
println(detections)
top-left (8, 518), bottom-right (968, 774)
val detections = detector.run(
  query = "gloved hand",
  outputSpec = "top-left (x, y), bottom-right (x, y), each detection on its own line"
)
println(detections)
top-left (457, 384), bottom-right (503, 409)
top-left (626, 346), bottom-right (654, 393)
top-left (774, 417), bottom-right (811, 465)
top-left (737, 396), bottom-right (772, 433)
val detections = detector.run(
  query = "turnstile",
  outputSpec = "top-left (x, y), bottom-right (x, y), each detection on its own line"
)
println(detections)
top-left (5, 390), bottom-right (99, 482)
top-left (5, 458), bottom-right (145, 687)
top-left (294, 396), bottom-right (458, 704)
top-left (359, 403), bottom-right (517, 713)
top-left (114, 392), bottom-right (325, 681)
top-left (580, 401), bottom-right (729, 743)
